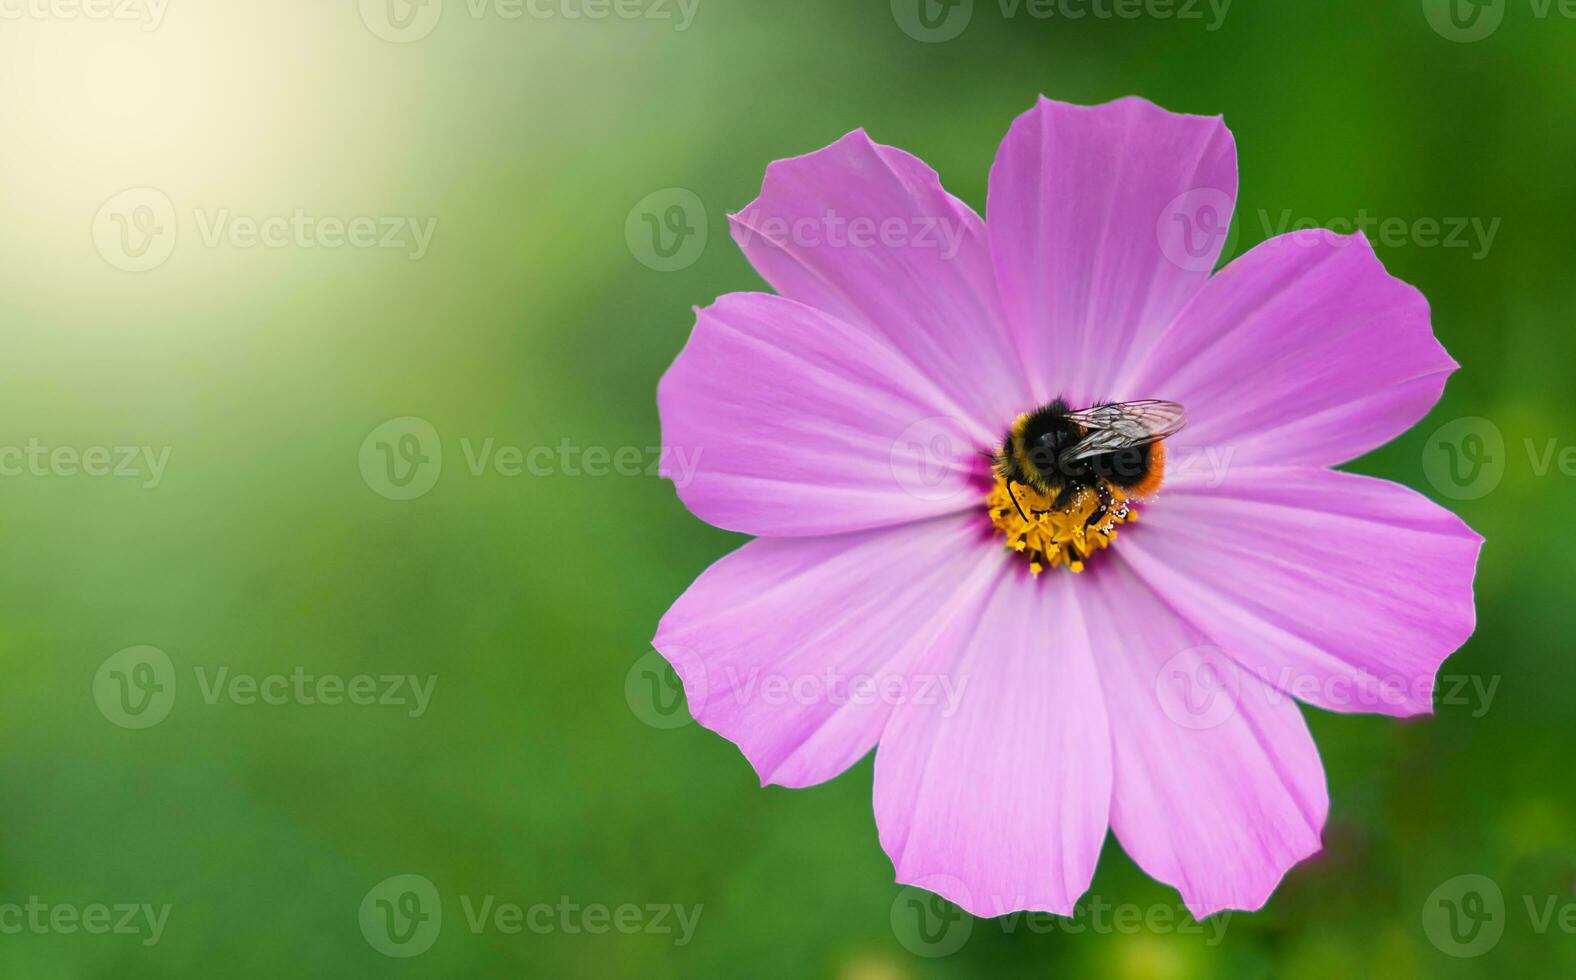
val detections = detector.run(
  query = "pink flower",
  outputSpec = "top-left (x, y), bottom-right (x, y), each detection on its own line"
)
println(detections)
top-left (652, 96), bottom-right (1481, 919)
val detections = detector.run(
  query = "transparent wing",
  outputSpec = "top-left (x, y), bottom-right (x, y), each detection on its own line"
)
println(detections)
top-left (1064, 400), bottom-right (1187, 461)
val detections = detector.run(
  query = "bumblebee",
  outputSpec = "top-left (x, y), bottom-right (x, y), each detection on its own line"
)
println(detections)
top-left (992, 398), bottom-right (1187, 530)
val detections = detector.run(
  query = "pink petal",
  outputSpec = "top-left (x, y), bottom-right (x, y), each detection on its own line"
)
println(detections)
top-left (1126, 230), bottom-right (1457, 467)
top-left (987, 96), bottom-right (1238, 405)
top-left (729, 130), bottom-right (1031, 432)
top-left (658, 293), bottom-right (992, 536)
top-left (1120, 466), bottom-right (1482, 717)
top-left (873, 568), bottom-right (1112, 918)
top-left (652, 513), bottom-right (1004, 789)
top-left (1086, 560), bottom-right (1329, 919)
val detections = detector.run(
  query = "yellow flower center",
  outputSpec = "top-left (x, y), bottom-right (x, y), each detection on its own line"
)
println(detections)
top-left (986, 477), bottom-right (1137, 575)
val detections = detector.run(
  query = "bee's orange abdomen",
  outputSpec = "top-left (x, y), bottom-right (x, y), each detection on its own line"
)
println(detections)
top-left (1128, 442), bottom-right (1166, 499)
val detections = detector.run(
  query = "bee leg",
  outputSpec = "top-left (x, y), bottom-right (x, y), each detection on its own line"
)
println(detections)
top-left (1005, 480), bottom-right (1030, 522)
top-left (1051, 485), bottom-right (1078, 512)
top-left (1085, 483), bottom-right (1114, 530)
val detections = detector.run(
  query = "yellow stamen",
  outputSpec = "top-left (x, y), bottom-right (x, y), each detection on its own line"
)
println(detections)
top-left (986, 477), bottom-right (1136, 575)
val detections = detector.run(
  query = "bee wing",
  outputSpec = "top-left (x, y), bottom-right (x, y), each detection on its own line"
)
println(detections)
top-left (1064, 400), bottom-right (1187, 461)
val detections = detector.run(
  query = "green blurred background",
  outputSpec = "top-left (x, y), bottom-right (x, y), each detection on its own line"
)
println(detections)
top-left (0, 0), bottom-right (1571, 976)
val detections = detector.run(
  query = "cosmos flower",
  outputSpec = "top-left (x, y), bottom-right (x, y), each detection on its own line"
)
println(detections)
top-left (652, 96), bottom-right (1481, 919)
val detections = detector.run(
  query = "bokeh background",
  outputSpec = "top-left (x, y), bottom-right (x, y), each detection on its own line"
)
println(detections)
top-left (0, 0), bottom-right (1571, 976)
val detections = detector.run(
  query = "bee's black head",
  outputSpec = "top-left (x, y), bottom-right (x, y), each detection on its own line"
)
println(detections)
top-left (1026, 427), bottom-right (1070, 469)
top-left (1019, 399), bottom-right (1084, 476)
